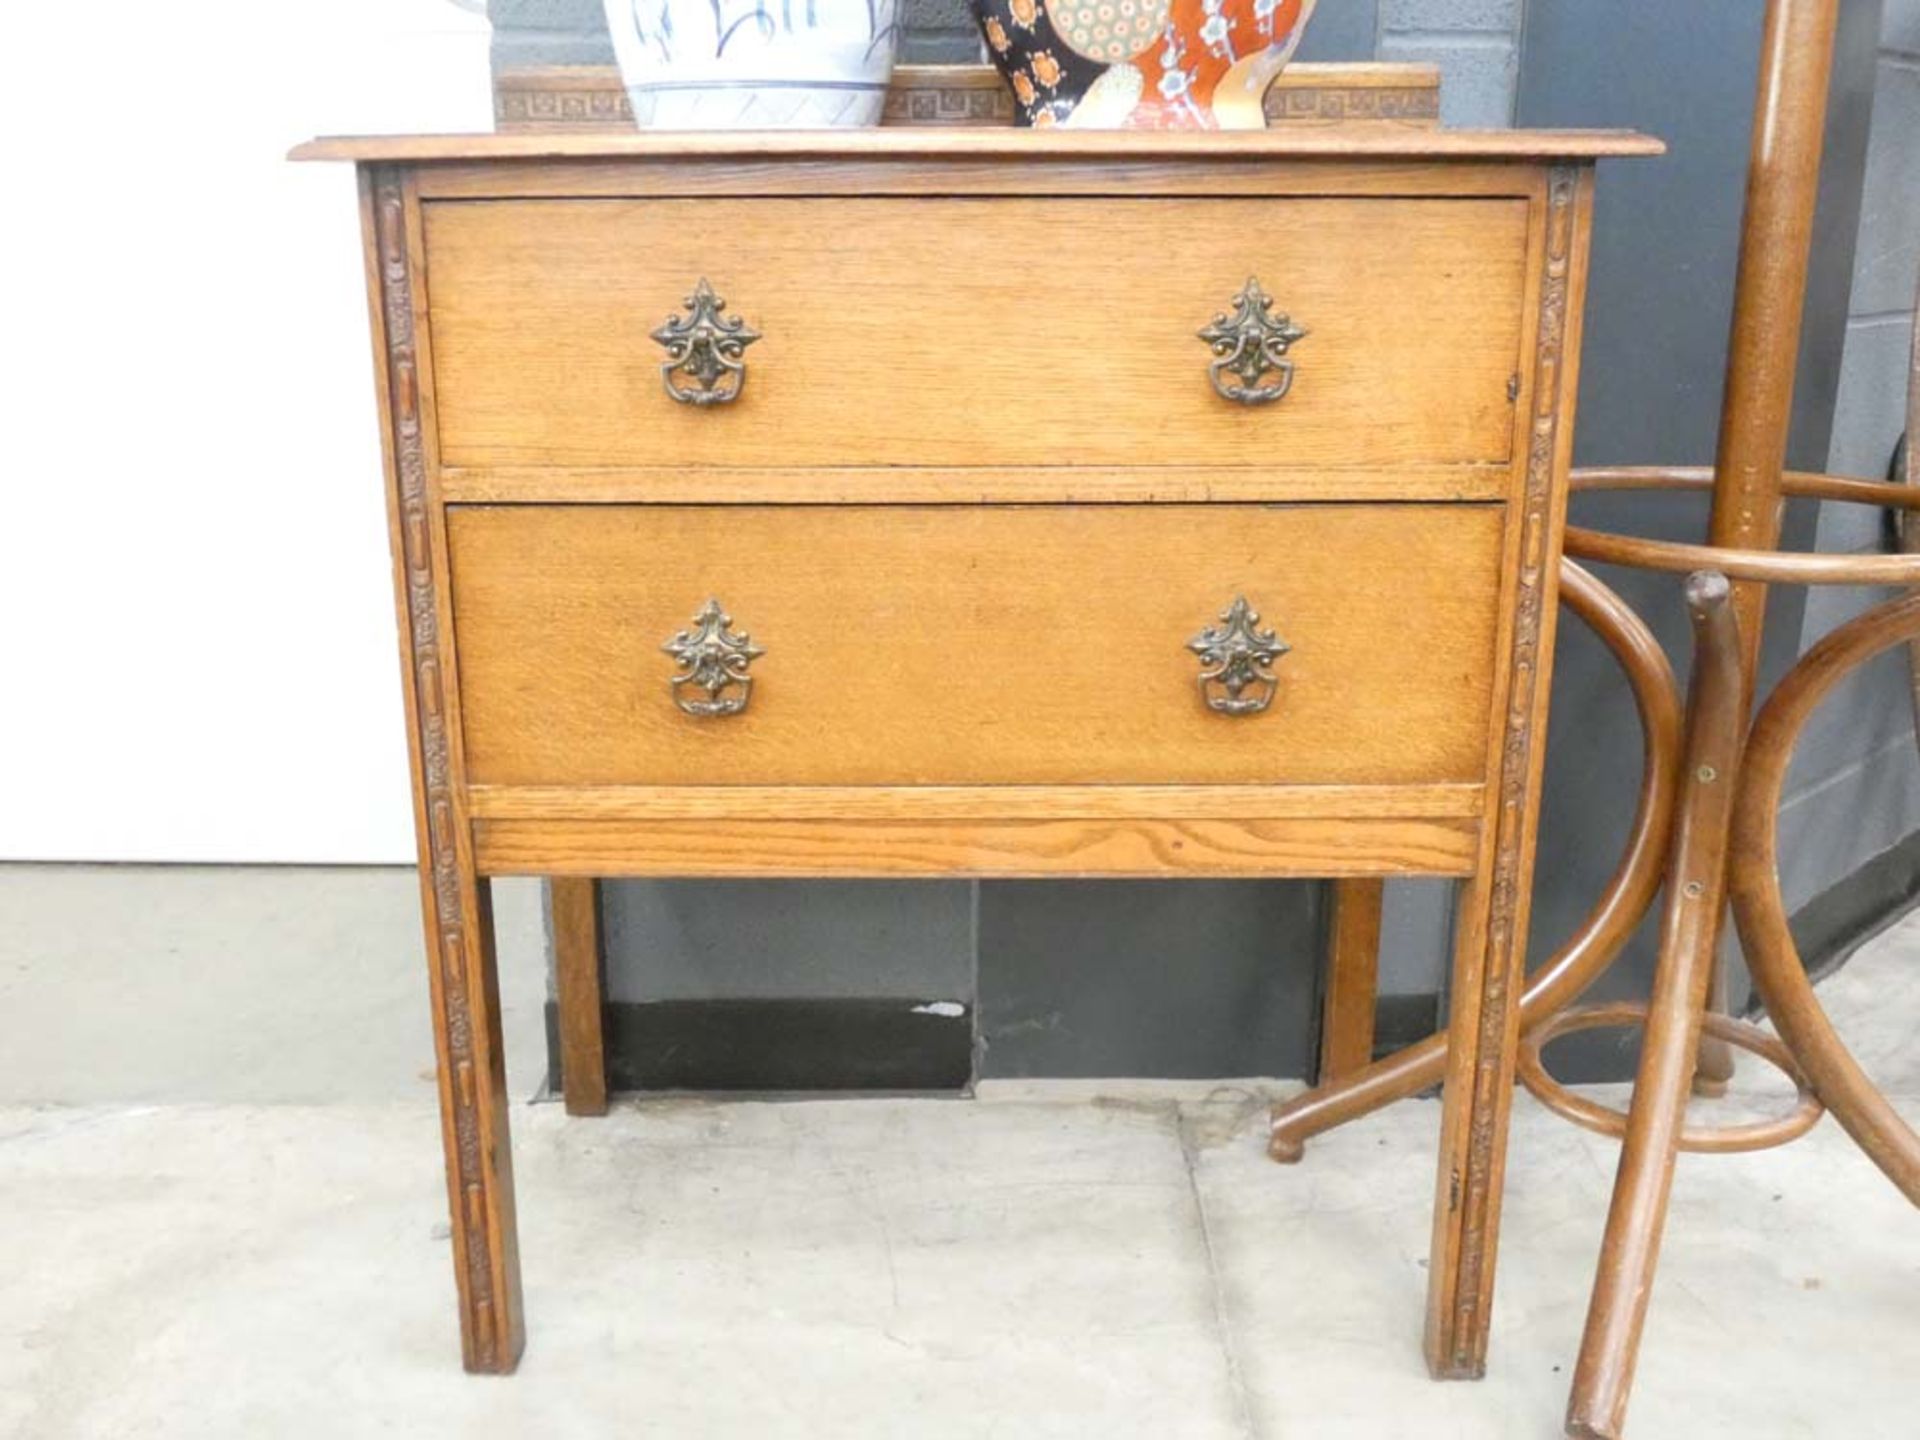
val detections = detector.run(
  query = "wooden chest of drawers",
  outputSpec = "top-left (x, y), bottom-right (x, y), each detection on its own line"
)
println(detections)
top-left (296, 126), bottom-right (1657, 1381)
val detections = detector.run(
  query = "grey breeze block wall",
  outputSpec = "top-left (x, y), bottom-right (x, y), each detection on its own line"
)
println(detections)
top-left (493, 1), bottom-right (1912, 1083)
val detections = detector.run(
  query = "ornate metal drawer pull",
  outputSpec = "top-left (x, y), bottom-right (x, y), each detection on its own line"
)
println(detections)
top-left (1198, 278), bottom-right (1307, 406)
top-left (1188, 596), bottom-right (1289, 716)
top-left (651, 279), bottom-right (759, 406)
top-left (662, 599), bottom-right (764, 716)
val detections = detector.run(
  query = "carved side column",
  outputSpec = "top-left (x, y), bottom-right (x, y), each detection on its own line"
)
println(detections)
top-left (1425, 164), bottom-right (1593, 1380)
top-left (361, 164), bottom-right (525, 1374)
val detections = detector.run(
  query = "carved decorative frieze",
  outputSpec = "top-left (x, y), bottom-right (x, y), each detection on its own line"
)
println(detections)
top-left (493, 63), bottom-right (1440, 132)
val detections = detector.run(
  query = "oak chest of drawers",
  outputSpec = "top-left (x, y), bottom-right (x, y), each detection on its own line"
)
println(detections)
top-left (296, 125), bottom-right (1657, 1379)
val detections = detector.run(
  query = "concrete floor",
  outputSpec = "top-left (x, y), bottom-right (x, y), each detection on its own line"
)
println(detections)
top-left (0, 866), bottom-right (1915, 1438)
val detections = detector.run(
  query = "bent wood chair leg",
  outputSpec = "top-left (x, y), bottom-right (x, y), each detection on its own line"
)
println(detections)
top-left (1319, 878), bottom-right (1384, 1084)
top-left (1270, 561), bottom-right (1683, 1160)
top-left (1565, 574), bottom-right (1741, 1440)
top-left (1691, 955), bottom-right (1737, 1098)
top-left (1730, 590), bottom-right (1920, 1204)
top-left (549, 877), bottom-right (610, 1116)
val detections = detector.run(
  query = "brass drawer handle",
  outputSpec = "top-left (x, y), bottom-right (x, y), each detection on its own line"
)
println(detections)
top-left (1188, 596), bottom-right (1288, 716)
top-left (651, 279), bottom-right (759, 407)
top-left (1199, 278), bottom-right (1307, 406)
top-left (662, 599), bottom-right (765, 716)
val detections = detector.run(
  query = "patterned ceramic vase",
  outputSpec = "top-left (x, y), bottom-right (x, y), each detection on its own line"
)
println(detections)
top-left (603, 0), bottom-right (901, 128)
top-left (972, 0), bottom-right (1316, 128)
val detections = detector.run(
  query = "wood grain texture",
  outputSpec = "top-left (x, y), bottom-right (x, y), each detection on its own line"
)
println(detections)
top-left (473, 815), bottom-right (1481, 878)
top-left (548, 877), bottom-right (607, 1117)
top-left (294, 128), bottom-right (1663, 164)
top-left (445, 504), bottom-right (1506, 789)
top-left (408, 157), bottom-right (1574, 201)
top-left (1319, 878), bottom-right (1384, 1084)
top-left (423, 196), bottom-right (1529, 470)
top-left (363, 168), bottom-right (523, 1374)
top-left (465, 783), bottom-right (1485, 822)
top-left (438, 464), bottom-right (1513, 506)
top-left (1424, 165), bottom-right (1591, 1381)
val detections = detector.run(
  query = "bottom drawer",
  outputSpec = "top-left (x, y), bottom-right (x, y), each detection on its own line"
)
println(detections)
top-left (447, 503), bottom-right (1506, 789)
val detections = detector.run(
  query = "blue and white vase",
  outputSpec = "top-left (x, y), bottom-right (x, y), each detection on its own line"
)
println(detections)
top-left (604, 0), bottom-right (901, 128)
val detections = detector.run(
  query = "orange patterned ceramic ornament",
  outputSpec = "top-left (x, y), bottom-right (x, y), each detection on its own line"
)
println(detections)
top-left (971, 0), bottom-right (1316, 128)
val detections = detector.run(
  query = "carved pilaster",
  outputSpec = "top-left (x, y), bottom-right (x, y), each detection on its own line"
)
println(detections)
top-left (371, 169), bottom-right (507, 1373)
top-left (1445, 163), bottom-right (1580, 1368)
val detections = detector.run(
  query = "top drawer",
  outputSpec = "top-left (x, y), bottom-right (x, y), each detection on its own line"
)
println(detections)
top-left (422, 196), bottom-right (1530, 471)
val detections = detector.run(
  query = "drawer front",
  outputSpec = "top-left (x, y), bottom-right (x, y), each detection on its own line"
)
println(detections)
top-left (447, 504), bottom-right (1505, 788)
top-left (424, 197), bottom-right (1530, 471)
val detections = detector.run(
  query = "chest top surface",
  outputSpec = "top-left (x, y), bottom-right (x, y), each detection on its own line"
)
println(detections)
top-left (294, 126), bottom-right (1662, 166)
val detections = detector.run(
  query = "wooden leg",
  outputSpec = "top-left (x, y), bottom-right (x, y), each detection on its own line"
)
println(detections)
top-left (1420, 866), bottom-right (1523, 1380)
top-left (550, 878), bottom-right (609, 1116)
top-left (418, 876), bottom-right (525, 1374)
top-left (1413, 163), bottom-right (1596, 1380)
top-left (364, 167), bottom-right (526, 1374)
top-left (1565, 575), bottom-right (1741, 1439)
top-left (1691, 951), bottom-right (1736, 1098)
top-left (1319, 879), bottom-right (1383, 1084)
